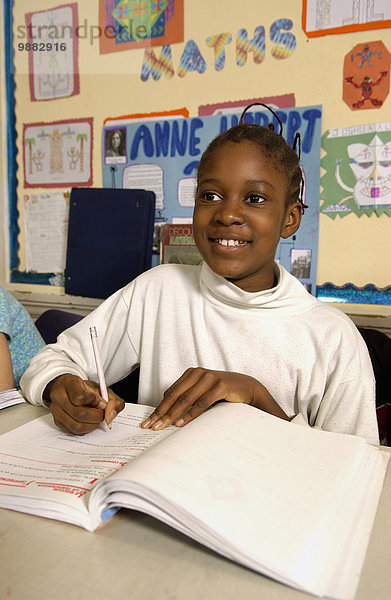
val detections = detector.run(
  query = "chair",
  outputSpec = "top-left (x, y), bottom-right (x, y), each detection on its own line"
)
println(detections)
top-left (35, 309), bottom-right (83, 344)
top-left (358, 327), bottom-right (391, 446)
top-left (35, 309), bottom-right (139, 402)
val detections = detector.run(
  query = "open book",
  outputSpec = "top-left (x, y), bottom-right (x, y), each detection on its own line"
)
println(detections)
top-left (0, 402), bottom-right (388, 600)
top-left (0, 388), bottom-right (25, 409)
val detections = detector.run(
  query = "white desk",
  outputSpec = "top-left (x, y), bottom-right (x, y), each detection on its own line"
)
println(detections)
top-left (1, 403), bottom-right (390, 600)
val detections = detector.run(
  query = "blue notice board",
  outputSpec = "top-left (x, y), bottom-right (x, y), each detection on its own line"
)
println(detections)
top-left (102, 106), bottom-right (322, 294)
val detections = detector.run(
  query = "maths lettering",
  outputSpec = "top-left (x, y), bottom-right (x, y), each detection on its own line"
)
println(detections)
top-left (141, 19), bottom-right (297, 81)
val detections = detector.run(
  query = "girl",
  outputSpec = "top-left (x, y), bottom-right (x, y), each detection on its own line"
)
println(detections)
top-left (20, 106), bottom-right (379, 444)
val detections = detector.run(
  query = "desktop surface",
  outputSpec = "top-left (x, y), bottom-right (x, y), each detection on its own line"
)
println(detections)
top-left (1, 403), bottom-right (390, 600)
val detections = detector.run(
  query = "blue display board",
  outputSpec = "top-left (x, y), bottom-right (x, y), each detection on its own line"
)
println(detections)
top-left (102, 106), bottom-right (322, 294)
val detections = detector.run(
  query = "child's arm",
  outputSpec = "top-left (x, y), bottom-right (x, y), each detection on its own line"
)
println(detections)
top-left (0, 332), bottom-right (15, 391)
top-left (141, 367), bottom-right (289, 430)
top-left (43, 374), bottom-right (125, 435)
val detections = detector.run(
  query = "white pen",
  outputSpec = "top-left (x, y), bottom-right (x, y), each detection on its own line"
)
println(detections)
top-left (89, 326), bottom-right (111, 430)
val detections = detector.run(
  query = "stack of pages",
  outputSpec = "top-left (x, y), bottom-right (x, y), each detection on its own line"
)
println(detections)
top-left (0, 388), bottom-right (25, 409)
top-left (0, 402), bottom-right (388, 599)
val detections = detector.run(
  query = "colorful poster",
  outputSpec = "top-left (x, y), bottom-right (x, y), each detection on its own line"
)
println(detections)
top-left (25, 3), bottom-right (79, 101)
top-left (102, 106), bottom-right (322, 293)
top-left (99, 0), bottom-right (184, 54)
top-left (160, 223), bottom-right (202, 265)
top-left (23, 118), bottom-right (93, 188)
top-left (343, 41), bottom-right (390, 111)
top-left (321, 122), bottom-right (391, 218)
top-left (303, 0), bottom-right (391, 37)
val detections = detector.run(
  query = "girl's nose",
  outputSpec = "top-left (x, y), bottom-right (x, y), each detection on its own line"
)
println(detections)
top-left (213, 198), bottom-right (245, 226)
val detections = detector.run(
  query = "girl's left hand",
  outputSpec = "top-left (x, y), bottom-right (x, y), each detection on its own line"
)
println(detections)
top-left (141, 367), bottom-right (289, 430)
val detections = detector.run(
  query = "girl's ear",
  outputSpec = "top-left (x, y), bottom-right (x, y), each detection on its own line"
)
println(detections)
top-left (280, 202), bottom-right (302, 239)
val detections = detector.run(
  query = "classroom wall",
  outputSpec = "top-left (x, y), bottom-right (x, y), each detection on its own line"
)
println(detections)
top-left (3, 0), bottom-right (391, 328)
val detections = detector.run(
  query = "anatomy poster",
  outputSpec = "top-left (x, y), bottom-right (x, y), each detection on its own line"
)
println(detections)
top-left (23, 118), bottom-right (93, 187)
top-left (102, 106), bottom-right (322, 293)
top-left (321, 121), bottom-right (391, 218)
top-left (25, 4), bottom-right (79, 101)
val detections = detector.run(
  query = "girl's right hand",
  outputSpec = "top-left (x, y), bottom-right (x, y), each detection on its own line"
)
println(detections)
top-left (43, 374), bottom-right (125, 435)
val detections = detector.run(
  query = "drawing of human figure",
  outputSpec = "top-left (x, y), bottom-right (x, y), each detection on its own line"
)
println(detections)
top-left (49, 130), bottom-right (64, 173)
top-left (32, 149), bottom-right (45, 172)
top-left (67, 147), bottom-right (80, 170)
top-left (345, 71), bottom-right (387, 109)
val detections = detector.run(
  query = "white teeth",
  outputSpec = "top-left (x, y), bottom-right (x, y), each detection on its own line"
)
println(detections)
top-left (217, 238), bottom-right (246, 247)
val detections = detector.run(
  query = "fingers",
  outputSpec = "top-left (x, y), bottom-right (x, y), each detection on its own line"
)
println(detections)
top-left (141, 368), bottom-right (223, 430)
top-left (51, 401), bottom-right (104, 436)
top-left (104, 389), bottom-right (126, 429)
top-left (46, 374), bottom-right (124, 435)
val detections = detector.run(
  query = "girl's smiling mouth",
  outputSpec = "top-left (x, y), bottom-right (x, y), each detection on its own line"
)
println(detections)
top-left (211, 238), bottom-right (250, 247)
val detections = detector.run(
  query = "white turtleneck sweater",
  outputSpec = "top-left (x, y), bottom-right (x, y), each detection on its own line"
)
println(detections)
top-left (21, 262), bottom-right (379, 444)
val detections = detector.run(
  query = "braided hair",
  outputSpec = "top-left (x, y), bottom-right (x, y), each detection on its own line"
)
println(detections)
top-left (197, 103), bottom-right (307, 213)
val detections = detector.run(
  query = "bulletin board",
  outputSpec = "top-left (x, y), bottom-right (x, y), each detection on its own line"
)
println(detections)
top-left (4, 0), bottom-right (391, 308)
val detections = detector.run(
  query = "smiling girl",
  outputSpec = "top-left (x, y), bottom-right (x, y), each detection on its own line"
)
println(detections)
top-left (21, 107), bottom-right (379, 445)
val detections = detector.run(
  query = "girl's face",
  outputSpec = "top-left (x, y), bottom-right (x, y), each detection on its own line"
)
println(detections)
top-left (193, 141), bottom-right (301, 293)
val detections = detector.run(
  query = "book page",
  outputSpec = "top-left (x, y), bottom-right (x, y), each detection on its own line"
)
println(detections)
top-left (93, 403), bottom-right (388, 598)
top-left (0, 404), bottom-right (174, 530)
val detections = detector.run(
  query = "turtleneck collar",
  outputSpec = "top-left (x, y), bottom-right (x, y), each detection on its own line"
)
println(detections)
top-left (199, 261), bottom-right (317, 314)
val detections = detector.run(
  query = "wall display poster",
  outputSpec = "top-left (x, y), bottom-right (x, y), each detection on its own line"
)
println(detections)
top-left (319, 121), bottom-right (391, 305)
top-left (25, 3), bottom-right (79, 101)
top-left (160, 223), bottom-right (202, 265)
top-left (23, 192), bottom-right (69, 278)
top-left (99, 0), bottom-right (184, 54)
top-left (321, 121), bottom-right (391, 218)
top-left (198, 94), bottom-right (295, 116)
top-left (343, 41), bottom-right (390, 111)
top-left (302, 0), bottom-right (391, 37)
top-left (23, 118), bottom-right (93, 188)
top-left (102, 106), bottom-right (322, 294)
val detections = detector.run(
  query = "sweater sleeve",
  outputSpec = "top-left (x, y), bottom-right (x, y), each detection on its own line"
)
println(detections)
top-left (20, 285), bottom-right (139, 407)
top-left (292, 319), bottom-right (379, 446)
top-left (290, 377), bottom-right (379, 445)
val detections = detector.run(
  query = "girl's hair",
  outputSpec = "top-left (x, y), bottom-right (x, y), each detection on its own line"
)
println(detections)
top-left (197, 104), bottom-right (307, 212)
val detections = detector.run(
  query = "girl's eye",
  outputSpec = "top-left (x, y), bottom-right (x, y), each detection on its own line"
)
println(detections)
top-left (202, 192), bottom-right (220, 202)
top-left (247, 194), bottom-right (265, 204)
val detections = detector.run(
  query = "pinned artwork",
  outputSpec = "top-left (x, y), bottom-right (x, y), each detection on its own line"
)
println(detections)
top-left (25, 4), bottom-right (79, 101)
top-left (23, 118), bottom-right (93, 188)
top-left (321, 122), bottom-right (391, 218)
top-left (343, 41), bottom-right (390, 110)
top-left (99, 0), bottom-right (184, 54)
top-left (23, 192), bottom-right (69, 276)
top-left (303, 0), bottom-right (391, 37)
